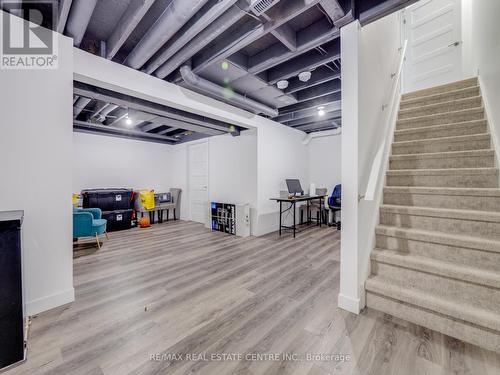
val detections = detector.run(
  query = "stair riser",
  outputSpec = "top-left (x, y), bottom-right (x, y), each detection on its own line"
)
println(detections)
top-left (399, 98), bottom-right (482, 120)
top-left (401, 78), bottom-right (478, 101)
top-left (379, 211), bottom-right (500, 241)
top-left (383, 191), bottom-right (500, 211)
top-left (375, 234), bottom-right (500, 272)
top-left (386, 173), bottom-right (498, 188)
top-left (389, 155), bottom-right (495, 170)
top-left (392, 138), bottom-right (491, 155)
top-left (396, 109), bottom-right (484, 131)
top-left (371, 262), bottom-right (500, 310)
top-left (394, 122), bottom-right (487, 142)
top-left (366, 292), bottom-right (500, 353)
top-left (400, 87), bottom-right (481, 110)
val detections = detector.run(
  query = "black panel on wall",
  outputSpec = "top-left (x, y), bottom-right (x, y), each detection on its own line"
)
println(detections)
top-left (0, 211), bottom-right (25, 370)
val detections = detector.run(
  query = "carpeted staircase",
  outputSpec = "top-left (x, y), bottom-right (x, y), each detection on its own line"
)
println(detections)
top-left (365, 77), bottom-right (500, 352)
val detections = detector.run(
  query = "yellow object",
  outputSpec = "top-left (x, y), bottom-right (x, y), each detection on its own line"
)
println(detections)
top-left (139, 190), bottom-right (155, 210)
top-left (72, 193), bottom-right (80, 207)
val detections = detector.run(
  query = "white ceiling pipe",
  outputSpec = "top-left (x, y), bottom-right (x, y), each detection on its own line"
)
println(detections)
top-left (144, 0), bottom-right (238, 74)
top-left (153, 3), bottom-right (247, 78)
top-left (73, 97), bottom-right (91, 118)
top-left (95, 104), bottom-right (119, 122)
top-left (65, 0), bottom-right (97, 47)
top-left (180, 63), bottom-right (279, 117)
top-left (124, 0), bottom-right (209, 69)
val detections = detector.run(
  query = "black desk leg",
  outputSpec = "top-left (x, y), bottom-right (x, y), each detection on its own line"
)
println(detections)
top-left (279, 201), bottom-right (282, 236)
top-left (293, 201), bottom-right (296, 238)
top-left (319, 198), bottom-right (323, 227)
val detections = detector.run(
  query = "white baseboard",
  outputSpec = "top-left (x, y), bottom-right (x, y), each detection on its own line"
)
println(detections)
top-left (26, 288), bottom-right (75, 316)
top-left (338, 293), bottom-right (361, 314)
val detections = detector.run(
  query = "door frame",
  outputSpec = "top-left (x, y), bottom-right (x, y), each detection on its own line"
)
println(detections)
top-left (187, 139), bottom-right (210, 226)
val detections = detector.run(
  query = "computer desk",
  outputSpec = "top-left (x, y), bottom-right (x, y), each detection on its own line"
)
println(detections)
top-left (270, 195), bottom-right (326, 238)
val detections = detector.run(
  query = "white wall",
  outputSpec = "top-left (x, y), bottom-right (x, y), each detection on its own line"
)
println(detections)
top-left (255, 123), bottom-right (309, 236)
top-left (307, 134), bottom-right (342, 194)
top-left (462, 0), bottom-right (500, 168)
top-left (166, 130), bottom-right (258, 230)
top-left (339, 12), bottom-right (402, 314)
top-left (0, 13), bottom-right (74, 315)
top-left (72, 132), bottom-right (174, 193)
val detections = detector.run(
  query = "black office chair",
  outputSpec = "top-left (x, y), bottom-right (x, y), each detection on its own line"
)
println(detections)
top-left (328, 184), bottom-right (341, 230)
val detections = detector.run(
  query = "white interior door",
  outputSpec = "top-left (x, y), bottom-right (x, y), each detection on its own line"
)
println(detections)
top-left (188, 141), bottom-right (209, 224)
top-left (402, 0), bottom-right (463, 93)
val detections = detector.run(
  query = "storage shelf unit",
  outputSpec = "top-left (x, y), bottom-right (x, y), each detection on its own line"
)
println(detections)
top-left (211, 202), bottom-right (250, 237)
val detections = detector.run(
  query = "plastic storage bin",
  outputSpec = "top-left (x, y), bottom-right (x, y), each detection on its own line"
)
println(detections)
top-left (82, 189), bottom-right (134, 211)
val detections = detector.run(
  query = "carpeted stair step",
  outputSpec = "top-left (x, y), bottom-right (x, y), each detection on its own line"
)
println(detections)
top-left (391, 133), bottom-right (491, 155)
top-left (401, 77), bottom-right (478, 101)
top-left (386, 167), bottom-right (498, 188)
top-left (389, 149), bottom-right (495, 170)
top-left (396, 107), bottom-right (484, 131)
top-left (375, 225), bottom-right (500, 272)
top-left (379, 204), bottom-right (500, 241)
top-left (371, 249), bottom-right (500, 290)
top-left (394, 119), bottom-right (488, 142)
top-left (398, 96), bottom-right (482, 120)
top-left (365, 277), bottom-right (500, 352)
top-left (400, 86), bottom-right (481, 110)
top-left (383, 186), bottom-right (500, 210)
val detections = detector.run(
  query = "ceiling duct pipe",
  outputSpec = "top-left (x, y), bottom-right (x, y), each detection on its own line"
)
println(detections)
top-left (180, 63), bottom-right (279, 117)
top-left (65, 0), bottom-right (98, 47)
top-left (73, 97), bottom-right (91, 118)
top-left (152, 0), bottom-right (248, 78)
top-left (144, 0), bottom-right (238, 74)
top-left (124, 0), bottom-right (209, 69)
top-left (94, 104), bottom-right (119, 122)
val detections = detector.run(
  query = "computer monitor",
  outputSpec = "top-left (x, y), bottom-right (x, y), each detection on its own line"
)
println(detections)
top-left (286, 179), bottom-right (304, 195)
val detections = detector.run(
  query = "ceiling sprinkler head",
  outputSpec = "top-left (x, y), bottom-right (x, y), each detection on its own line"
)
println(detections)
top-left (298, 71), bottom-right (311, 82)
top-left (276, 80), bottom-right (289, 90)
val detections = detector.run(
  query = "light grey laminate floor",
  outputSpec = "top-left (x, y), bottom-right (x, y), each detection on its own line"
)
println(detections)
top-left (10, 221), bottom-right (500, 375)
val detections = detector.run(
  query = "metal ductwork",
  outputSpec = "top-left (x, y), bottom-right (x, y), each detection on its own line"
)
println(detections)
top-left (124, 0), bottom-right (209, 69)
top-left (94, 104), bottom-right (119, 123)
top-left (144, 0), bottom-right (238, 74)
top-left (65, 0), bottom-right (98, 47)
top-left (152, 3), bottom-right (248, 78)
top-left (180, 63), bottom-right (279, 117)
top-left (73, 97), bottom-right (91, 118)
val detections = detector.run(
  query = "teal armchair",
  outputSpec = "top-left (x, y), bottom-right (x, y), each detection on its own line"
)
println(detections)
top-left (73, 208), bottom-right (108, 249)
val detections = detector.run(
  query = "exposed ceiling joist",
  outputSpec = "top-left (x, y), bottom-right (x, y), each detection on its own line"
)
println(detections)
top-left (319, 0), bottom-right (345, 22)
top-left (285, 66), bottom-right (340, 94)
top-left (73, 120), bottom-right (179, 143)
top-left (73, 82), bottom-right (232, 136)
top-left (144, 0), bottom-right (238, 74)
top-left (267, 39), bottom-right (340, 84)
top-left (192, 0), bottom-right (322, 73)
top-left (57, 0), bottom-right (73, 33)
top-left (106, 0), bottom-right (155, 60)
top-left (274, 101), bottom-right (341, 122)
top-left (277, 91), bottom-right (341, 115)
top-left (248, 18), bottom-right (339, 74)
top-left (293, 118), bottom-right (340, 131)
top-left (295, 78), bottom-right (341, 102)
top-left (285, 109), bottom-right (341, 127)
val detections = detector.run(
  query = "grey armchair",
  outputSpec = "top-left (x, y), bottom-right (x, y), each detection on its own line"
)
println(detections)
top-left (300, 188), bottom-right (328, 224)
